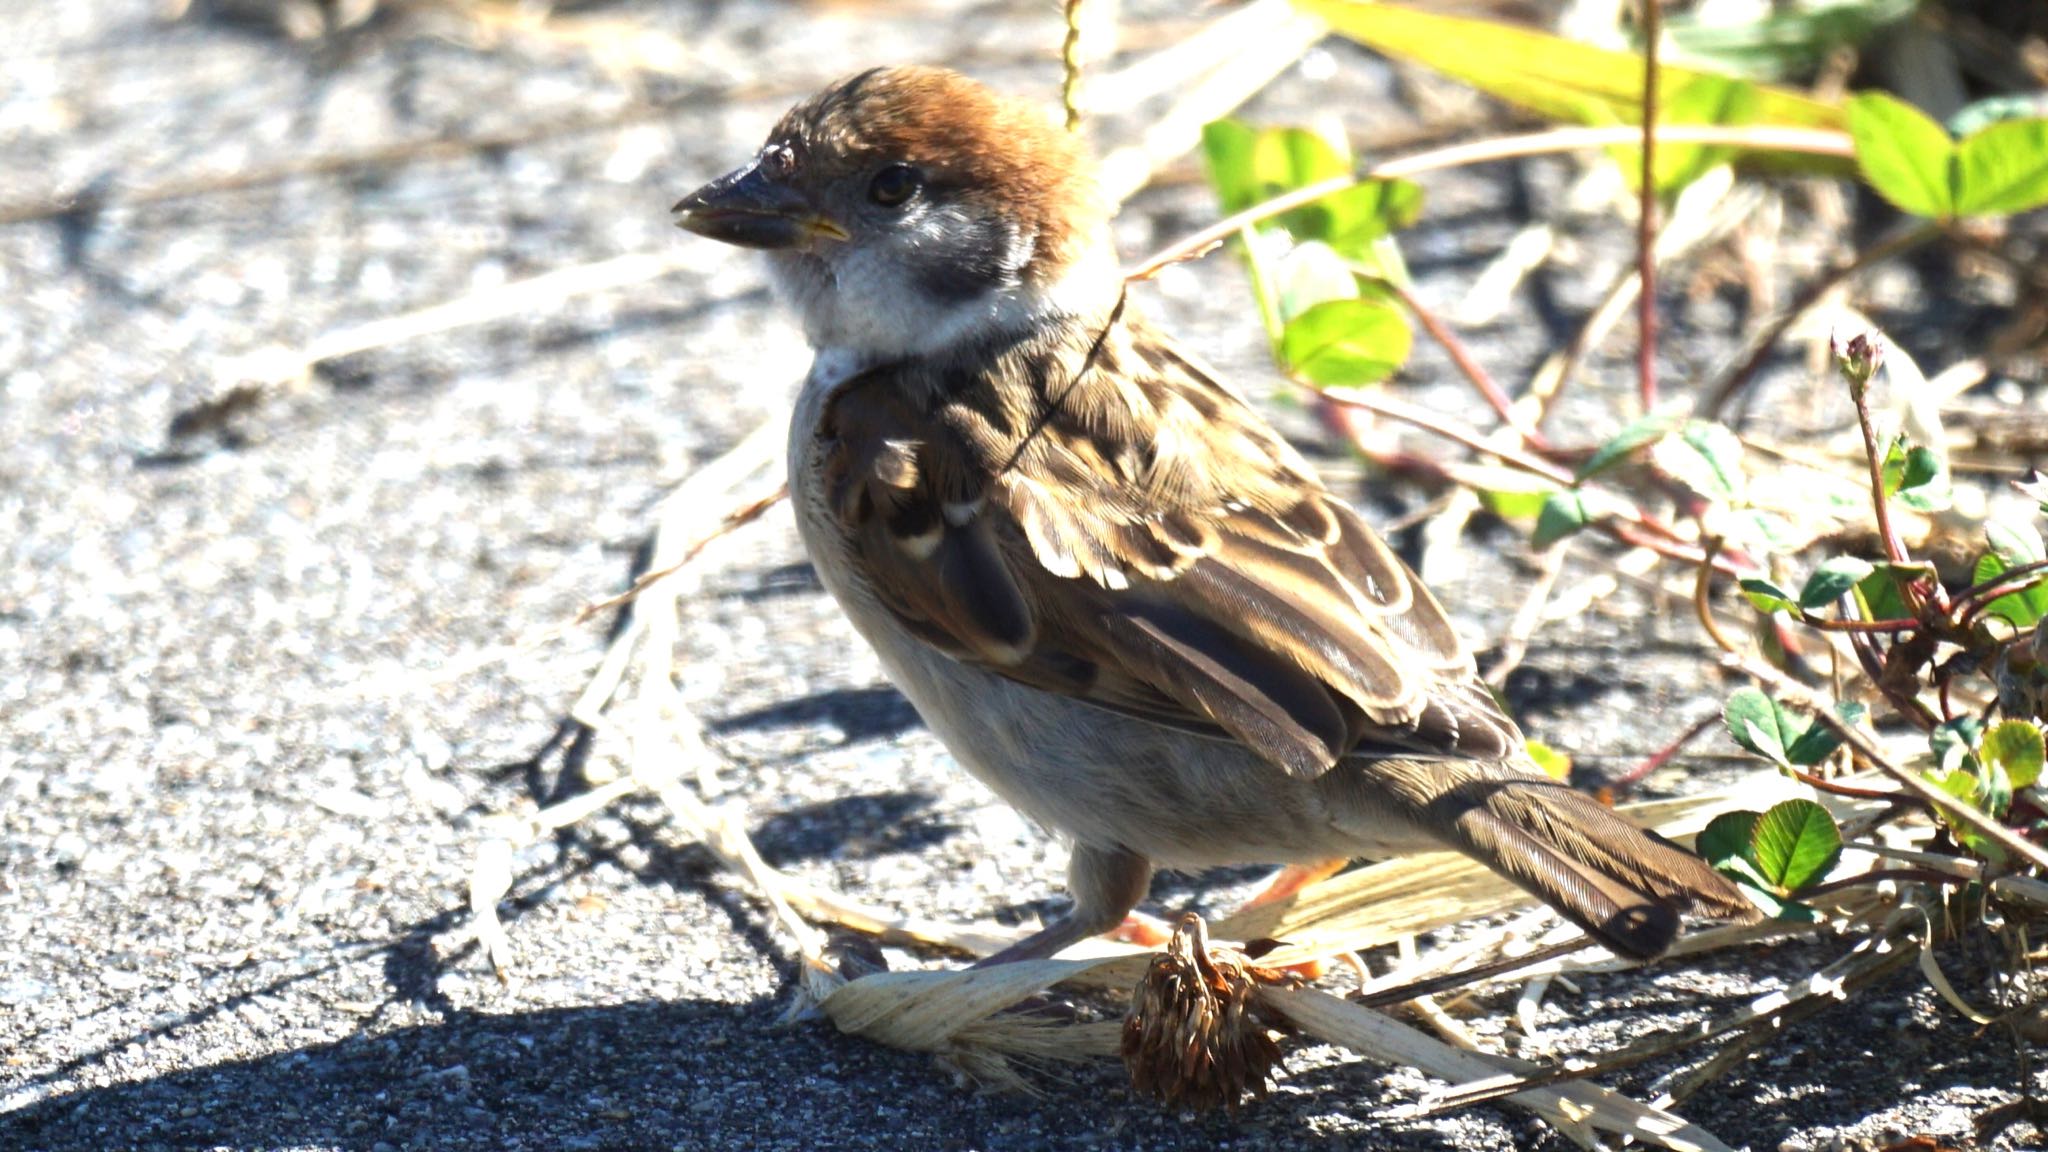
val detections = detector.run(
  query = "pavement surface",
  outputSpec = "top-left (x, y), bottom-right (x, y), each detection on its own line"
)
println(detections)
top-left (3, 2), bottom-right (2044, 1150)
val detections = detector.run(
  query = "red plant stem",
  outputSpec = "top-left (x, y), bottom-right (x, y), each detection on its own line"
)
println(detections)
top-left (1851, 380), bottom-right (1912, 570)
top-left (1607, 519), bottom-right (1751, 577)
top-left (1636, 0), bottom-right (1662, 414)
top-left (1784, 767), bottom-right (1923, 804)
top-left (1608, 711), bottom-right (1719, 797)
top-left (1796, 614), bottom-right (1922, 634)
top-left (1955, 558), bottom-right (2048, 627)
top-left (1388, 281), bottom-right (1550, 451)
top-left (1320, 387), bottom-right (1574, 485)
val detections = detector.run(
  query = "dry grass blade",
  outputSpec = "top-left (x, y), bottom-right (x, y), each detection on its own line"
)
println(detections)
top-left (1094, 1), bottom-right (1328, 204)
top-left (1265, 985), bottom-right (1734, 1152)
top-left (807, 957), bottom-right (1148, 1090)
top-left (177, 251), bottom-right (705, 444)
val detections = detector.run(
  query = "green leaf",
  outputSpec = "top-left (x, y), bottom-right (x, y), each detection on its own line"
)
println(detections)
top-left (1739, 577), bottom-right (1797, 615)
top-left (1725, 688), bottom-right (1795, 766)
top-left (1988, 516), bottom-right (2048, 565)
top-left (1879, 438), bottom-right (1951, 512)
top-left (1972, 552), bottom-right (2048, 630)
top-left (1255, 126), bottom-right (1355, 240)
top-left (1201, 119), bottom-right (1261, 215)
top-left (1750, 798), bottom-right (1842, 892)
top-left (1954, 116), bottom-right (2048, 217)
top-left (1979, 755), bottom-right (2015, 821)
top-left (1798, 556), bottom-right (1875, 611)
top-left (1976, 522), bottom-right (2048, 630)
top-left (1847, 91), bottom-right (1956, 219)
top-left (1526, 740), bottom-right (1571, 781)
top-left (1276, 241), bottom-right (1360, 321)
top-left (1650, 421), bottom-right (1746, 504)
top-left (1896, 448), bottom-right (1950, 512)
top-left (1929, 765), bottom-right (1983, 809)
top-left (1784, 700), bottom-right (1867, 768)
top-left (1278, 296), bottom-right (1411, 386)
top-left (1577, 414), bottom-right (1681, 481)
top-left (1320, 179), bottom-right (1425, 260)
top-left (1930, 717), bottom-right (1986, 775)
top-left (1469, 465), bottom-right (1560, 521)
top-left (1697, 810), bottom-right (1760, 871)
top-left (1531, 489), bottom-right (1624, 549)
top-left (1725, 690), bottom-right (1858, 768)
top-left (1981, 720), bottom-right (2046, 791)
top-left (1925, 767), bottom-right (2004, 861)
top-left (1855, 562), bottom-right (1916, 624)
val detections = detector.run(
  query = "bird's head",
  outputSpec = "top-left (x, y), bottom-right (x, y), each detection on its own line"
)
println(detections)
top-left (674, 66), bottom-right (1119, 360)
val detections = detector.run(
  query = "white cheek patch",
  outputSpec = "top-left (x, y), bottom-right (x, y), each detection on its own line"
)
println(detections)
top-left (778, 224), bottom-right (1120, 363)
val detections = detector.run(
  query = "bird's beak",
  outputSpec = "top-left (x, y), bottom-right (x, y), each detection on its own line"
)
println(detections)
top-left (672, 159), bottom-right (849, 250)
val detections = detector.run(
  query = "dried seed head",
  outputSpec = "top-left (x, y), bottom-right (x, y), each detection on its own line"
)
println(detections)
top-left (1831, 328), bottom-right (1886, 394)
top-left (1120, 913), bottom-right (1291, 1114)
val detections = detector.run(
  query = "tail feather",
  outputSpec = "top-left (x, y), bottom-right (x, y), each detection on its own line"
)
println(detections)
top-left (1433, 777), bottom-right (1757, 960)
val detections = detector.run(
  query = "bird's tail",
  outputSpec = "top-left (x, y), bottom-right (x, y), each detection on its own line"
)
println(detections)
top-left (1430, 771), bottom-right (1758, 960)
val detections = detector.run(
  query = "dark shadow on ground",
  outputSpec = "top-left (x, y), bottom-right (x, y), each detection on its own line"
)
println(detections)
top-left (749, 790), bottom-right (956, 866)
top-left (710, 687), bottom-right (923, 745)
top-left (0, 997), bottom-right (1487, 1152)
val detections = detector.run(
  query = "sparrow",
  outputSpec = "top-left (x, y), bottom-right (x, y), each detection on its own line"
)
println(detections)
top-left (673, 65), bottom-right (1754, 964)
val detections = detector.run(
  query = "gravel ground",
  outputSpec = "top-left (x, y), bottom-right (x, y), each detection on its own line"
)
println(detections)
top-left (3, 3), bottom-right (2044, 1150)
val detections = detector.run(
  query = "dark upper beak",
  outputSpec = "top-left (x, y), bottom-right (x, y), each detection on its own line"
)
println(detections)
top-left (672, 158), bottom-right (849, 250)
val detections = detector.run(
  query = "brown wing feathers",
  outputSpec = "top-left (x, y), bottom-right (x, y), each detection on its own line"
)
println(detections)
top-left (818, 312), bottom-right (1517, 777)
top-left (1420, 770), bottom-right (1759, 957)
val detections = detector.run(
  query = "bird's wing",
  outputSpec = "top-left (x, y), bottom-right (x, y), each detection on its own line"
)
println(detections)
top-left (815, 308), bottom-right (1521, 780)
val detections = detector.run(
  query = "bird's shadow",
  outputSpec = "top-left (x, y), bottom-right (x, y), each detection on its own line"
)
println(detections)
top-left (0, 992), bottom-right (1506, 1152)
top-left (711, 686), bottom-right (923, 747)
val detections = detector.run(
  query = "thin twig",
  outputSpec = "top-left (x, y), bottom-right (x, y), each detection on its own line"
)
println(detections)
top-left (1321, 387), bottom-right (1754, 577)
top-left (1125, 124), bottom-right (1853, 282)
top-left (1699, 222), bottom-right (1941, 421)
top-left (574, 483), bottom-right (788, 625)
top-left (1694, 536), bottom-right (1740, 655)
top-left (1482, 548), bottom-right (1567, 687)
top-left (1320, 388), bottom-right (1573, 485)
top-left (1955, 558), bottom-right (2048, 628)
top-left (1635, 0), bottom-right (1663, 413)
top-left (1848, 361), bottom-right (1912, 571)
top-left (1431, 914), bottom-right (1923, 1112)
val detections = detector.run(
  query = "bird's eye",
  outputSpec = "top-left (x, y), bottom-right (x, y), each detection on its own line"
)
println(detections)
top-left (868, 164), bottom-right (922, 208)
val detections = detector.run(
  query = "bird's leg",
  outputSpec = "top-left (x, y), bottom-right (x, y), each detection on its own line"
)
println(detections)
top-left (1241, 857), bottom-right (1350, 910)
top-left (973, 842), bottom-right (1152, 967)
